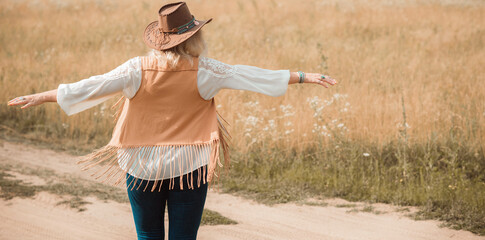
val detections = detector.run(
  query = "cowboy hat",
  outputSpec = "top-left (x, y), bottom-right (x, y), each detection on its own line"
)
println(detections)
top-left (143, 2), bottom-right (212, 51)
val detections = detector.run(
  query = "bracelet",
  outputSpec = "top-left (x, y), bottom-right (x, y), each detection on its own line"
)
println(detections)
top-left (297, 71), bottom-right (305, 84)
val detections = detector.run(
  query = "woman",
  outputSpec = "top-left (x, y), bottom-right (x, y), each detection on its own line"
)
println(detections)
top-left (8, 2), bottom-right (337, 240)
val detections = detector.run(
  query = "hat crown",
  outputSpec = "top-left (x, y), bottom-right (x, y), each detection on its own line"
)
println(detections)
top-left (144, 1), bottom-right (211, 50)
top-left (158, 2), bottom-right (193, 32)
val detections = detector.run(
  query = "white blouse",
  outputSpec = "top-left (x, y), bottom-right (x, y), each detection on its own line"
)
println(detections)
top-left (57, 56), bottom-right (290, 180)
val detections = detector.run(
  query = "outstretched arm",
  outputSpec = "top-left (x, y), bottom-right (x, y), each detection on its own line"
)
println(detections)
top-left (288, 72), bottom-right (338, 87)
top-left (7, 57), bottom-right (142, 115)
top-left (8, 89), bottom-right (57, 109)
top-left (197, 57), bottom-right (338, 100)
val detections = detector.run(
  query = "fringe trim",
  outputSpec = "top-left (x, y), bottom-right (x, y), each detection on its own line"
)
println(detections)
top-left (111, 96), bottom-right (126, 123)
top-left (212, 111), bottom-right (231, 183)
top-left (77, 140), bottom-right (225, 192)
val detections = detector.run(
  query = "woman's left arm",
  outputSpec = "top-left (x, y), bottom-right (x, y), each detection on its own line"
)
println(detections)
top-left (197, 57), bottom-right (337, 100)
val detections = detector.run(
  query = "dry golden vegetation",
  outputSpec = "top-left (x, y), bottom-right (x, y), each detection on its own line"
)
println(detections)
top-left (1, 0), bottom-right (484, 235)
top-left (0, 0), bottom-right (484, 149)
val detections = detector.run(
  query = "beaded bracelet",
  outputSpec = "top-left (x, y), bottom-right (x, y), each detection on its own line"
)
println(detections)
top-left (297, 71), bottom-right (305, 84)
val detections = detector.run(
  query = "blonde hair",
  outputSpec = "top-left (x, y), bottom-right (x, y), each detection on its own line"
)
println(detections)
top-left (149, 30), bottom-right (207, 68)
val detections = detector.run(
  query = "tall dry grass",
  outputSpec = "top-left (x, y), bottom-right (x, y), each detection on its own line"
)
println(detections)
top-left (1, 0), bottom-right (484, 235)
top-left (1, 0), bottom-right (484, 149)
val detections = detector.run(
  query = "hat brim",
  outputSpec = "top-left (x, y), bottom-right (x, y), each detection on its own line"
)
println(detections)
top-left (143, 18), bottom-right (212, 51)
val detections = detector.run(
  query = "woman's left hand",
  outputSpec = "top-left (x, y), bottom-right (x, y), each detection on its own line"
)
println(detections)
top-left (7, 89), bottom-right (57, 109)
top-left (289, 72), bottom-right (338, 87)
top-left (304, 73), bottom-right (337, 88)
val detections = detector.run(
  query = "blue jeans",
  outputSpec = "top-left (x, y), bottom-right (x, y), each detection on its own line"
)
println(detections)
top-left (126, 167), bottom-right (208, 240)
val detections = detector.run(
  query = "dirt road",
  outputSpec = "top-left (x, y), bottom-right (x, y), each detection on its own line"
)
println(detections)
top-left (0, 141), bottom-right (482, 240)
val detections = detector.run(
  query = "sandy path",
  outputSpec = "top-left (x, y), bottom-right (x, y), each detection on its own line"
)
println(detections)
top-left (0, 140), bottom-right (483, 240)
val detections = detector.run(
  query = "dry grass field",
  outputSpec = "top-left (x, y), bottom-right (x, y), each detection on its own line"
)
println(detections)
top-left (1, 0), bottom-right (484, 235)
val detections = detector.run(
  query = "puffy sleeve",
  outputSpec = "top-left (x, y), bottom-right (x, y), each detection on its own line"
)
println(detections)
top-left (57, 57), bottom-right (142, 116)
top-left (197, 57), bottom-right (290, 100)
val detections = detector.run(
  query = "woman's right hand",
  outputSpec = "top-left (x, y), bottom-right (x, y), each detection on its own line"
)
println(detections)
top-left (289, 72), bottom-right (338, 88)
top-left (7, 89), bottom-right (57, 109)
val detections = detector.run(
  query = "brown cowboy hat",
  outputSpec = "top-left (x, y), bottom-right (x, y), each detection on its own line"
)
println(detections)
top-left (143, 2), bottom-right (212, 51)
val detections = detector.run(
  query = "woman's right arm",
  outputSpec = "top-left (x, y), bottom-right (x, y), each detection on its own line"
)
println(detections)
top-left (8, 57), bottom-right (142, 116)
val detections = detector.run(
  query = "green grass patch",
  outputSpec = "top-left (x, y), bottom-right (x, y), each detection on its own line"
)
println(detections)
top-left (201, 209), bottom-right (237, 226)
top-left (56, 197), bottom-right (92, 212)
top-left (300, 200), bottom-right (328, 207)
top-left (346, 208), bottom-right (360, 214)
top-left (0, 166), bottom-right (37, 200)
top-left (361, 205), bottom-right (375, 213)
top-left (0, 163), bottom-right (129, 211)
top-left (336, 204), bottom-right (357, 208)
top-left (221, 136), bottom-right (485, 235)
top-left (395, 207), bottom-right (411, 212)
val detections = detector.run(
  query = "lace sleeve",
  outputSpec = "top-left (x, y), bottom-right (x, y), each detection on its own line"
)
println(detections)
top-left (57, 57), bottom-right (142, 116)
top-left (197, 57), bottom-right (290, 100)
top-left (199, 56), bottom-right (236, 78)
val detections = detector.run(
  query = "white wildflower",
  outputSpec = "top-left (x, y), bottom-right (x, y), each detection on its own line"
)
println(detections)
top-left (285, 129), bottom-right (294, 135)
top-left (268, 120), bottom-right (276, 129)
top-left (333, 93), bottom-right (348, 100)
top-left (245, 101), bottom-right (259, 108)
top-left (245, 116), bottom-right (259, 127)
top-left (306, 96), bottom-right (321, 105)
top-left (280, 104), bottom-right (295, 117)
top-left (397, 122), bottom-right (411, 129)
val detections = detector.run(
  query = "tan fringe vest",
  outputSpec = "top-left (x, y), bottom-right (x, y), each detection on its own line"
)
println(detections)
top-left (77, 56), bottom-right (230, 192)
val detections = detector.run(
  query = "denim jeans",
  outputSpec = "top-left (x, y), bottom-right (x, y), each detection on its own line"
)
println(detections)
top-left (126, 166), bottom-right (208, 240)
